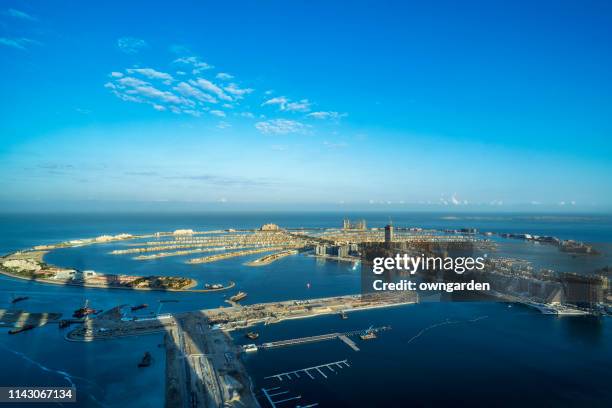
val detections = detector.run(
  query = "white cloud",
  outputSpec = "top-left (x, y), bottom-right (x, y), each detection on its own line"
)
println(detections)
top-left (255, 119), bottom-right (309, 135)
top-left (174, 56), bottom-right (213, 73)
top-left (217, 121), bottom-right (231, 129)
top-left (262, 96), bottom-right (310, 112)
top-left (126, 85), bottom-right (189, 105)
top-left (0, 37), bottom-right (40, 50)
top-left (106, 75), bottom-right (197, 114)
top-left (104, 53), bottom-right (337, 127)
top-left (262, 96), bottom-right (288, 108)
top-left (117, 37), bottom-right (148, 54)
top-left (307, 111), bottom-right (347, 120)
top-left (190, 78), bottom-right (232, 101)
top-left (5, 8), bottom-right (36, 21)
top-left (173, 82), bottom-right (217, 103)
top-left (127, 68), bottom-right (173, 81)
top-left (224, 83), bottom-right (254, 98)
top-left (285, 99), bottom-right (311, 112)
top-left (117, 76), bottom-right (148, 88)
top-left (0, 37), bottom-right (25, 50)
top-left (210, 110), bottom-right (226, 117)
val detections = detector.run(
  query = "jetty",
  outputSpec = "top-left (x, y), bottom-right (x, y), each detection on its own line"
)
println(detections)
top-left (259, 326), bottom-right (390, 351)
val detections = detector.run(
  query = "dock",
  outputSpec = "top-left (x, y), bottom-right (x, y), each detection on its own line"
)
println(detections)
top-left (261, 387), bottom-right (319, 408)
top-left (259, 326), bottom-right (390, 351)
top-left (338, 335), bottom-right (360, 351)
top-left (264, 359), bottom-right (350, 382)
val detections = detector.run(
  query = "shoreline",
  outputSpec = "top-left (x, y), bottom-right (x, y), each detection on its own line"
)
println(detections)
top-left (240, 298), bottom-right (416, 328)
top-left (0, 268), bottom-right (235, 293)
top-left (1, 247), bottom-right (236, 293)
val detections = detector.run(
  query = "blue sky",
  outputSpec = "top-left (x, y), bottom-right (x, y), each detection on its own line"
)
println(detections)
top-left (1, 1), bottom-right (611, 211)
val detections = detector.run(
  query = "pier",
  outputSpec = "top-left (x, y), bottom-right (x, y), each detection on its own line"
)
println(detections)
top-left (264, 359), bottom-right (350, 382)
top-left (338, 335), bottom-right (360, 351)
top-left (260, 387), bottom-right (319, 408)
top-left (259, 326), bottom-right (391, 351)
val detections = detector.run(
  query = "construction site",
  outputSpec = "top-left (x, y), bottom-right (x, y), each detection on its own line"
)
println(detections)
top-left (58, 292), bottom-right (417, 407)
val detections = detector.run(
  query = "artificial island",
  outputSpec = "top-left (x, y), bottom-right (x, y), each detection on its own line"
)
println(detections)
top-left (1, 219), bottom-right (610, 407)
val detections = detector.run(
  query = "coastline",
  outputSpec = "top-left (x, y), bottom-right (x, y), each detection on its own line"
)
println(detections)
top-left (0, 267), bottom-right (235, 293)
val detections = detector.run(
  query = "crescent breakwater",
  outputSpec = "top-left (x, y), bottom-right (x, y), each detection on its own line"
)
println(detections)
top-left (0, 249), bottom-right (235, 293)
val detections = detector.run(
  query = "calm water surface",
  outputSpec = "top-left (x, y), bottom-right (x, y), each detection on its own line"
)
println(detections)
top-left (0, 212), bottom-right (610, 407)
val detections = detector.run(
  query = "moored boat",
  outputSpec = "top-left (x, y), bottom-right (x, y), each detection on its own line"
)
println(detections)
top-left (230, 292), bottom-right (247, 302)
top-left (11, 296), bottom-right (29, 304)
top-left (138, 352), bottom-right (152, 367)
top-left (9, 324), bottom-right (35, 335)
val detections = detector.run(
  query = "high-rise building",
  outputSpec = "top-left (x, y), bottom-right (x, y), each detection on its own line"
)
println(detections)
top-left (343, 218), bottom-right (367, 230)
top-left (384, 224), bottom-right (394, 243)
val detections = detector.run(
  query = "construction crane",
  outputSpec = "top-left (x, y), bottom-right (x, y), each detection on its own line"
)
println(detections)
top-left (360, 325), bottom-right (377, 340)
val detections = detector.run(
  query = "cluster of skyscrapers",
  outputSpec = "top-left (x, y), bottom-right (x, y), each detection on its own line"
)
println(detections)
top-left (343, 218), bottom-right (367, 230)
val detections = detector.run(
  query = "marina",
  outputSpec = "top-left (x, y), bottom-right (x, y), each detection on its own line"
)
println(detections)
top-left (264, 360), bottom-right (351, 382)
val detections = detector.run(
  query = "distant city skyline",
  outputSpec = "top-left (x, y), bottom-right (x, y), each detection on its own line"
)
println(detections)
top-left (1, 1), bottom-right (612, 211)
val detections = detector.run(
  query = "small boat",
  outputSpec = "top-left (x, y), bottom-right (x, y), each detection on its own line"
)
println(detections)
top-left (11, 296), bottom-right (29, 304)
top-left (9, 324), bottom-right (35, 335)
top-left (229, 292), bottom-right (247, 302)
top-left (73, 300), bottom-right (101, 318)
top-left (131, 304), bottom-right (148, 312)
top-left (360, 332), bottom-right (377, 340)
top-left (138, 352), bottom-right (152, 368)
top-left (246, 332), bottom-right (259, 340)
top-left (242, 344), bottom-right (258, 353)
top-left (360, 325), bottom-right (377, 340)
top-left (339, 311), bottom-right (348, 320)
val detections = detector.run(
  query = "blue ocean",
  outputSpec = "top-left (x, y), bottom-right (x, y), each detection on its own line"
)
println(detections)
top-left (0, 212), bottom-right (610, 407)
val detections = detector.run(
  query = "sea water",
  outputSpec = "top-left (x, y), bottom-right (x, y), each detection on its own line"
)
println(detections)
top-left (0, 212), bottom-right (610, 407)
